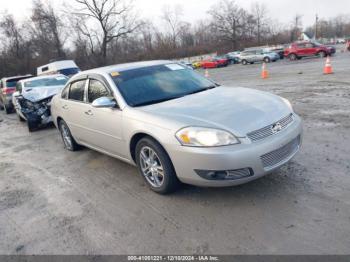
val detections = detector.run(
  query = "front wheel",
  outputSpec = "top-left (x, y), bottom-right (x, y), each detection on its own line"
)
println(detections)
top-left (264, 57), bottom-right (271, 63)
top-left (136, 137), bottom-right (181, 194)
top-left (241, 60), bottom-right (248, 65)
top-left (58, 120), bottom-right (80, 151)
top-left (3, 104), bottom-right (12, 114)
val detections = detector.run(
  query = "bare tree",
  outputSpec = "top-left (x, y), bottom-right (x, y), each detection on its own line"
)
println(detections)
top-left (0, 14), bottom-right (23, 58)
top-left (72, 0), bottom-right (142, 64)
top-left (291, 14), bottom-right (303, 41)
top-left (161, 4), bottom-right (186, 48)
top-left (31, 0), bottom-right (66, 59)
top-left (251, 2), bottom-right (268, 45)
top-left (208, 0), bottom-right (248, 50)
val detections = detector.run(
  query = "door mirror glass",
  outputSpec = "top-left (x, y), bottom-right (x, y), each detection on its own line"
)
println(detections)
top-left (92, 97), bottom-right (117, 108)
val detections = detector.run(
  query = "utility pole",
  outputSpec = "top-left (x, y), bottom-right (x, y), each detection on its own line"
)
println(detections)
top-left (315, 14), bottom-right (319, 40)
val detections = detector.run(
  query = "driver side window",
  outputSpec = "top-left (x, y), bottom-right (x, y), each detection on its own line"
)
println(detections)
top-left (88, 79), bottom-right (111, 103)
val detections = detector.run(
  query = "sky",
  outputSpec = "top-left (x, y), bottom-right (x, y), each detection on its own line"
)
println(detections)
top-left (1, 0), bottom-right (350, 28)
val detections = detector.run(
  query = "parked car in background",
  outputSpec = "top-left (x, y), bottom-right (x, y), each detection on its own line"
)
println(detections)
top-left (239, 49), bottom-right (279, 65)
top-left (263, 47), bottom-right (285, 59)
top-left (37, 60), bottom-right (80, 78)
top-left (316, 42), bottom-right (336, 55)
top-left (227, 51), bottom-right (241, 60)
top-left (0, 75), bottom-right (32, 114)
top-left (192, 61), bottom-right (203, 69)
top-left (284, 41), bottom-right (335, 61)
top-left (213, 56), bottom-right (229, 67)
top-left (224, 53), bottom-right (240, 64)
top-left (12, 74), bottom-right (68, 132)
top-left (201, 59), bottom-right (219, 69)
top-left (51, 60), bottom-right (302, 194)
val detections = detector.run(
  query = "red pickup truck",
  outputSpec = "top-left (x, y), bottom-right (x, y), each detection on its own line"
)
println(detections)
top-left (284, 41), bottom-right (335, 61)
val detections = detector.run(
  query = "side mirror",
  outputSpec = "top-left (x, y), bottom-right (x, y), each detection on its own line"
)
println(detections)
top-left (13, 91), bottom-right (21, 98)
top-left (92, 97), bottom-right (117, 108)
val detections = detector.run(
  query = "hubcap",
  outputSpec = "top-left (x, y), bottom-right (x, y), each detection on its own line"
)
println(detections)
top-left (139, 146), bottom-right (164, 188)
top-left (61, 123), bottom-right (73, 149)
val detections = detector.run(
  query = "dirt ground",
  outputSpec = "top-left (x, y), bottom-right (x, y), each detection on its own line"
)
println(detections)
top-left (0, 51), bottom-right (349, 255)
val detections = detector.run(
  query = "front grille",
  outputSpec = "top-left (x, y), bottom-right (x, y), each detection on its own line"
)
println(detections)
top-left (247, 114), bottom-right (294, 142)
top-left (261, 135), bottom-right (301, 169)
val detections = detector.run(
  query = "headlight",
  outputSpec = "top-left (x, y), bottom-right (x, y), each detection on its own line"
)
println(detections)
top-left (176, 127), bottom-right (240, 147)
top-left (282, 98), bottom-right (294, 112)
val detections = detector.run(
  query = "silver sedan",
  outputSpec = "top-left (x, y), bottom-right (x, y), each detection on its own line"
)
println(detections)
top-left (51, 60), bottom-right (303, 194)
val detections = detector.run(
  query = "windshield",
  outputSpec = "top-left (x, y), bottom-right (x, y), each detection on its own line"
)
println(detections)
top-left (24, 76), bottom-right (68, 88)
top-left (112, 64), bottom-right (217, 107)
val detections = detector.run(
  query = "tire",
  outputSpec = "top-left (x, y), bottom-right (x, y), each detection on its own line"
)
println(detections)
top-left (58, 119), bottom-right (80, 151)
top-left (241, 60), bottom-right (248, 65)
top-left (263, 57), bottom-right (271, 63)
top-left (318, 51), bottom-right (327, 58)
top-left (3, 104), bottom-right (12, 114)
top-left (289, 53), bottom-right (298, 61)
top-left (135, 137), bottom-right (181, 194)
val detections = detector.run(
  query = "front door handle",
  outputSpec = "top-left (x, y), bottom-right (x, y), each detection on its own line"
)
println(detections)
top-left (62, 105), bottom-right (68, 110)
top-left (85, 110), bottom-right (93, 116)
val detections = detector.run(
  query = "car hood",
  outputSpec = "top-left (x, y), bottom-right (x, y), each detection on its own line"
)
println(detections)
top-left (22, 85), bottom-right (65, 103)
top-left (139, 87), bottom-right (291, 137)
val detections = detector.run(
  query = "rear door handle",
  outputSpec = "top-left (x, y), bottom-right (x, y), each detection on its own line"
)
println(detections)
top-left (85, 110), bottom-right (93, 116)
top-left (62, 105), bottom-right (68, 110)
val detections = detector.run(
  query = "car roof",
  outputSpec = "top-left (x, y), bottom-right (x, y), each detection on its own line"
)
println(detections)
top-left (2, 75), bottom-right (32, 81)
top-left (18, 74), bottom-right (67, 83)
top-left (78, 60), bottom-right (172, 76)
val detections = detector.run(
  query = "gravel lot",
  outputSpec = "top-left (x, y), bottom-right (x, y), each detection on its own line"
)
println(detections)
top-left (0, 52), bottom-right (349, 255)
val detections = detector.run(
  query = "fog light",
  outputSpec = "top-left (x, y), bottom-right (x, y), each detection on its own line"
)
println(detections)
top-left (195, 168), bottom-right (254, 181)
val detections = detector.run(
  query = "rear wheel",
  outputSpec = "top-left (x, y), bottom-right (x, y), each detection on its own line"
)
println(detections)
top-left (58, 120), bottom-right (80, 151)
top-left (289, 53), bottom-right (298, 61)
top-left (241, 60), bottom-right (248, 65)
top-left (136, 137), bottom-right (181, 194)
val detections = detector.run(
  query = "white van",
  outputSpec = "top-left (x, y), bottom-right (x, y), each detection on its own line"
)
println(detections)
top-left (37, 60), bottom-right (80, 78)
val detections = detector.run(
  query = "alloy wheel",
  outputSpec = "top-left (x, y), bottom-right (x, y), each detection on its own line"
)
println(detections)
top-left (139, 146), bottom-right (165, 188)
top-left (60, 123), bottom-right (73, 150)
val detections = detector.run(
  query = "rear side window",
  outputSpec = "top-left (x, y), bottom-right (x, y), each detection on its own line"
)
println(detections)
top-left (69, 80), bottom-right (86, 102)
top-left (88, 79), bottom-right (110, 103)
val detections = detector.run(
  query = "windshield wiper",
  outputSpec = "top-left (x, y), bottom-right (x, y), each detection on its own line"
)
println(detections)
top-left (184, 85), bottom-right (218, 96)
top-left (134, 96), bottom-right (183, 107)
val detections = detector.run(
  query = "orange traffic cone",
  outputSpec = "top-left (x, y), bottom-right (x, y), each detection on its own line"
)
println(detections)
top-left (261, 62), bottom-right (269, 79)
top-left (323, 56), bottom-right (333, 74)
top-left (204, 69), bottom-right (209, 78)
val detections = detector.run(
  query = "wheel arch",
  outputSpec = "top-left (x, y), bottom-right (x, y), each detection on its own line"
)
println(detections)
top-left (129, 132), bottom-right (171, 164)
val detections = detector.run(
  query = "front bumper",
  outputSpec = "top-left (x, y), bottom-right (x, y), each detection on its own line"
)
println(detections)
top-left (166, 115), bottom-right (303, 187)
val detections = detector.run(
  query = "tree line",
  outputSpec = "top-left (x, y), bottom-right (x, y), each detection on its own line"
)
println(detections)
top-left (1, 0), bottom-right (349, 78)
